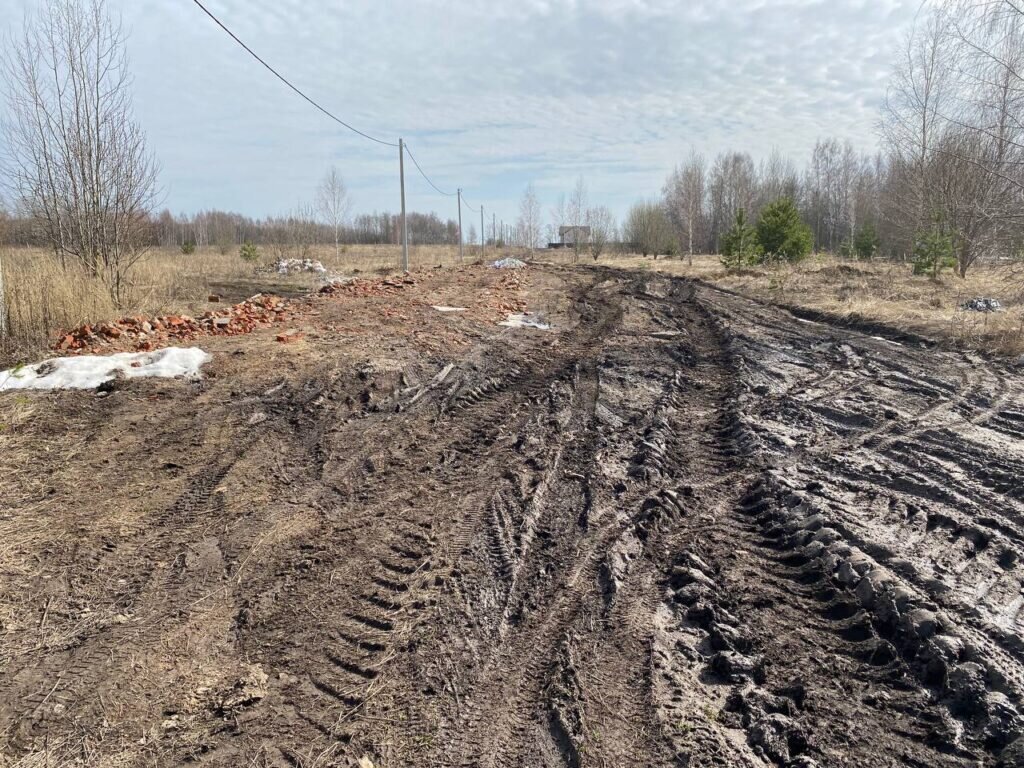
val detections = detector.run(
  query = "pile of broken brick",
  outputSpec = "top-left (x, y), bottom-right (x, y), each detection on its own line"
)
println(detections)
top-left (55, 294), bottom-right (292, 354)
top-left (318, 275), bottom-right (417, 298)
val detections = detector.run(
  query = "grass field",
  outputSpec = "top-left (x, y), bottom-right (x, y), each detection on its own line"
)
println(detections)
top-left (2, 245), bottom-right (1023, 365)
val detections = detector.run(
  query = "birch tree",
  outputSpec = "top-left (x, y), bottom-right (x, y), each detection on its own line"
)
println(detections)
top-left (1, 0), bottom-right (159, 304)
top-left (516, 183), bottom-right (542, 250)
top-left (664, 150), bottom-right (707, 264)
top-left (316, 166), bottom-right (350, 258)
top-left (586, 206), bottom-right (616, 261)
top-left (567, 177), bottom-right (588, 263)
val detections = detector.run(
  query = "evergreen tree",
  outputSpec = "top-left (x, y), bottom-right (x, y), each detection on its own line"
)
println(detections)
top-left (721, 209), bottom-right (760, 269)
top-left (756, 198), bottom-right (813, 263)
top-left (853, 223), bottom-right (880, 260)
top-left (912, 226), bottom-right (956, 278)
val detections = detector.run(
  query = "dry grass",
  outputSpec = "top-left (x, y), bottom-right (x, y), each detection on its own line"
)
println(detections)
top-left (6, 243), bottom-right (1019, 364)
top-left (0, 243), bottom-right (466, 365)
top-left (598, 252), bottom-right (1024, 359)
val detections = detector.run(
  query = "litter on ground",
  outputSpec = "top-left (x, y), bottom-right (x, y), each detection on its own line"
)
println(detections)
top-left (491, 258), bottom-right (527, 270)
top-left (499, 313), bottom-right (550, 330)
top-left (432, 306), bottom-right (468, 312)
top-left (0, 347), bottom-right (212, 391)
top-left (961, 297), bottom-right (1003, 312)
top-left (276, 258), bottom-right (327, 275)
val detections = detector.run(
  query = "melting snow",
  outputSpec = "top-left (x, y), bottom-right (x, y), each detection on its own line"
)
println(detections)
top-left (499, 313), bottom-right (550, 330)
top-left (0, 347), bottom-right (212, 391)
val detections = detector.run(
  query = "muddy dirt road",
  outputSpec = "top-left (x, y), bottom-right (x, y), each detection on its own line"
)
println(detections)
top-left (2, 266), bottom-right (1024, 767)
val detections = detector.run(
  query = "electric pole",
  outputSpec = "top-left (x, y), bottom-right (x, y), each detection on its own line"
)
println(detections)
top-left (399, 138), bottom-right (409, 272)
top-left (481, 206), bottom-right (485, 254)
top-left (457, 188), bottom-right (464, 264)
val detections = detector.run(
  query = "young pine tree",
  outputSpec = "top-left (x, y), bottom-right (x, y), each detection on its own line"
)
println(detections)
top-left (756, 198), bottom-right (813, 263)
top-left (721, 209), bottom-right (761, 269)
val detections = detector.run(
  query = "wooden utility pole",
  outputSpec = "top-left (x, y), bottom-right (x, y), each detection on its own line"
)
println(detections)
top-left (457, 188), bottom-right (464, 263)
top-left (399, 138), bottom-right (409, 272)
top-left (480, 206), bottom-right (485, 254)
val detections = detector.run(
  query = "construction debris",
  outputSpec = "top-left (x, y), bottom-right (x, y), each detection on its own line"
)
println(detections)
top-left (54, 294), bottom-right (292, 354)
top-left (276, 258), bottom-right (327, 275)
top-left (491, 258), bottom-right (527, 270)
top-left (319, 275), bottom-right (418, 298)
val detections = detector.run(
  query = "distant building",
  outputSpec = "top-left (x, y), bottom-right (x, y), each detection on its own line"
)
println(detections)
top-left (554, 225), bottom-right (591, 248)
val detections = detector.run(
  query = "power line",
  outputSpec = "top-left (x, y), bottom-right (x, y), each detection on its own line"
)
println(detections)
top-left (191, 0), bottom-right (398, 148)
top-left (460, 196), bottom-right (479, 214)
top-left (404, 144), bottom-right (458, 197)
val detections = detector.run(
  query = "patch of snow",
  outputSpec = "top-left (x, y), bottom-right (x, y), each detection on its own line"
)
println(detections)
top-left (491, 258), bottom-right (527, 270)
top-left (432, 306), bottom-right (467, 313)
top-left (871, 336), bottom-right (902, 346)
top-left (0, 347), bottom-right (212, 391)
top-left (499, 313), bottom-right (550, 330)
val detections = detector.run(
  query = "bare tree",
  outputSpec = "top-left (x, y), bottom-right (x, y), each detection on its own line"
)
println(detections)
top-left (708, 152), bottom-right (757, 252)
top-left (881, 8), bottom-right (956, 253)
top-left (664, 149), bottom-right (707, 264)
top-left (0, 204), bottom-right (7, 338)
top-left (1, 0), bottom-right (159, 305)
top-left (316, 166), bottom-right (350, 259)
top-left (757, 148), bottom-right (800, 208)
top-left (567, 177), bottom-right (588, 263)
top-left (516, 183), bottom-right (542, 251)
top-left (586, 206), bottom-right (616, 261)
top-left (624, 200), bottom-right (674, 258)
top-left (548, 194), bottom-right (567, 249)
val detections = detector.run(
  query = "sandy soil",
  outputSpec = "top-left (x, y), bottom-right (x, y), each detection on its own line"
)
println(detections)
top-left (2, 265), bottom-right (1024, 767)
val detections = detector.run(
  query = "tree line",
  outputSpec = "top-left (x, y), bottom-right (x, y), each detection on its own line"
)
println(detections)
top-left (0, 204), bottom-right (463, 252)
top-left (636, 1), bottom-right (1024, 277)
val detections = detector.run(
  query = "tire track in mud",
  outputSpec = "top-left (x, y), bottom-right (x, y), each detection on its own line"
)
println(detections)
top-left (7, 267), bottom-right (1024, 767)
top-left (418, 275), bottom-right (740, 768)
top-left (699, 282), bottom-right (1024, 765)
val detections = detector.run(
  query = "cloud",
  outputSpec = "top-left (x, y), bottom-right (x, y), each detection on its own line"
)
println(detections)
top-left (0, 0), bottom-right (921, 224)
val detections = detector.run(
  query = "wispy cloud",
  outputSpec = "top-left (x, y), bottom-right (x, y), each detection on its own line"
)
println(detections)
top-left (1, 0), bottom-right (920, 223)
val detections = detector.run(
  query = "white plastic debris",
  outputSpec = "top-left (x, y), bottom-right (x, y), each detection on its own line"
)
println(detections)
top-left (275, 258), bottom-right (327, 275)
top-left (0, 347), bottom-right (212, 391)
top-left (432, 306), bottom-right (467, 312)
top-left (491, 258), bottom-right (527, 270)
top-left (499, 313), bottom-right (550, 330)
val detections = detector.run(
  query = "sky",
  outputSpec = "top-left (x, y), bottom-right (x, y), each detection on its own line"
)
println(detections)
top-left (1, 0), bottom-right (924, 228)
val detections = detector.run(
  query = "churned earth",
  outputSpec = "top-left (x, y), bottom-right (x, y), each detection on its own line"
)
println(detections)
top-left (2, 264), bottom-right (1024, 767)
